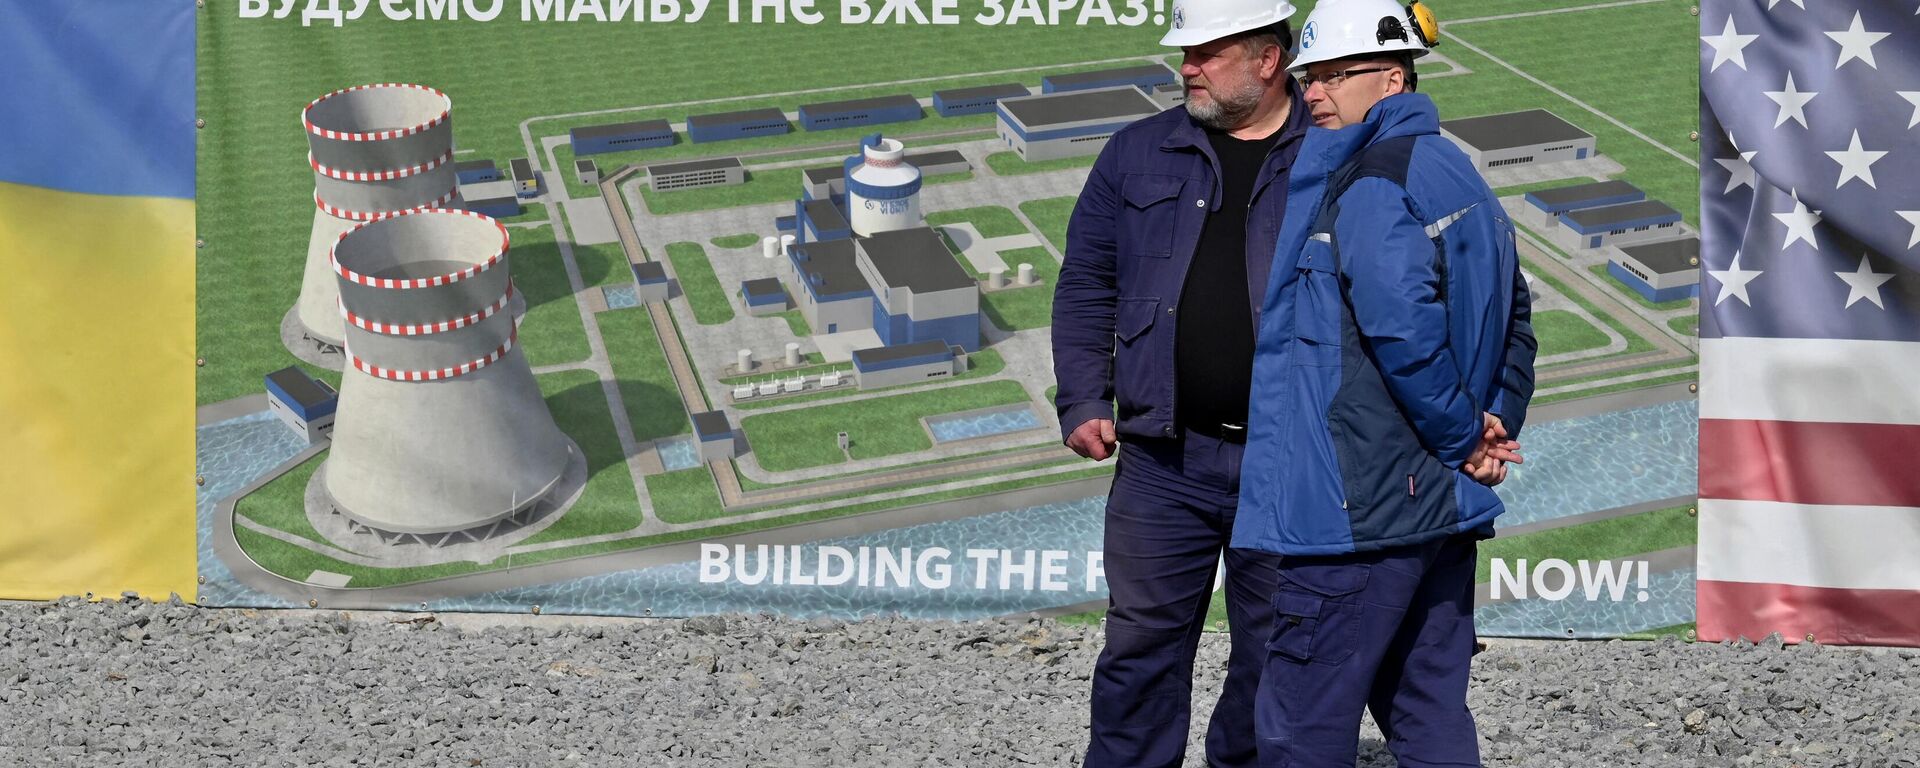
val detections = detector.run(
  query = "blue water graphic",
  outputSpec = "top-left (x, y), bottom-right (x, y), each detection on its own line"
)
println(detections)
top-left (926, 406), bottom-right (1043, 443)
top-left (432, 496), bottom-right (1110, 620)
top-left (657, 438), bottom-right (701, 471)
top-left (194, 400), bottom-right (1700, 634)
top-left (194, 412), bottom-right (309, 608)
top-left (603, 285), bottom-right (639, 310)
top-left (1493, 399), bottom-right (1698, 526)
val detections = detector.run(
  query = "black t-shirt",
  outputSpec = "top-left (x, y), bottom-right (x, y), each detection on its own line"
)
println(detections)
top-left (1175, 127), bottom-right (1280, 431)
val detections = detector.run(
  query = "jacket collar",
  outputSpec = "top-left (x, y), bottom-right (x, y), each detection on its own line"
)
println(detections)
top-left (1349, 92), bottom-right (1441, 146)
top-left (1290, 92), bottom-right (1441, 183)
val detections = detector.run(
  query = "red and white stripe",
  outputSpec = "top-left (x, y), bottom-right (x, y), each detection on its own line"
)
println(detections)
top-left (345, 325), bottom-right (519, 382)
top-left (339, 282), bottom-right (515, 336)
top-left (303, 83), bottom-right (450, 142)
top-left (314, 188), bottom-right (457, 222)
top-left (863, 155), bottom-right (902, 168)
top-left (328, 209), bottom-right (508, 289)
top-left (1697, 336), bottom-right (1920, 646)
top-left (310, 149), bottom-right (453, 181)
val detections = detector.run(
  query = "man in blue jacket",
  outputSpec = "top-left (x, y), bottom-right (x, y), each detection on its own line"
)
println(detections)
top-left (1234, 0), bottom-right (1536, 765)
top-left (1051, 0), bottom-right (1310, 764)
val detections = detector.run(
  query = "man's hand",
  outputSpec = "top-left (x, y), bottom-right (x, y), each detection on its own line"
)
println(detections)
top-left (1066, 418), bottom-right (1119, 461)
top-left (1464, 413), bottom-right (1522, 487)
top-left (1464, 458), bottom-right (1509, 486)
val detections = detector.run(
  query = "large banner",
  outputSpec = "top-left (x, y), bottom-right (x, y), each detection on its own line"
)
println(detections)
top-left (4, 0), bottom-right (1699, 637)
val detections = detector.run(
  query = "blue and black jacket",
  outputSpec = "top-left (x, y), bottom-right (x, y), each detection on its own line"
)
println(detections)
top-left (1233, 93), bottom-right (1537, 556)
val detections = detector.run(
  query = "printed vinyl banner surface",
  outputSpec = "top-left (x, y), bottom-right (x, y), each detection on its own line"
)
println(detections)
top-left (177, 0), bottom-right (1705, 637)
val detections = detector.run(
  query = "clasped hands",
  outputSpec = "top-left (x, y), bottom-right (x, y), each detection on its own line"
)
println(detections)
top-left (1463, 412), bottom-right (1522, 487)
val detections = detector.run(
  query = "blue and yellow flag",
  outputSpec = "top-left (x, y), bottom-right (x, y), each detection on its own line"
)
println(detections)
top-left (0, 0), bottom-right (198, 600)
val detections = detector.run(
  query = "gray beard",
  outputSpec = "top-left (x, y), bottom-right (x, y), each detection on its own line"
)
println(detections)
top-left (1184, 77), bottom-right (1266, 130)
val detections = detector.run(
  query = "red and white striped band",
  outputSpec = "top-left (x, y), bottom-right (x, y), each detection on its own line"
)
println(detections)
top-left (328, 209), bottom-right (509, 289)
top-left (303, 83), bottom-right (451, 142)
top-left (346, 326), bottom-right (518, 382)
top-left (310, 149), bottom-right (454, 181)
top-left (864, 156), bottom-right (903, 168)
top-left (314, 187), bottom-right (458, 222)
top-left (338, 281), bottom-right (515, 336)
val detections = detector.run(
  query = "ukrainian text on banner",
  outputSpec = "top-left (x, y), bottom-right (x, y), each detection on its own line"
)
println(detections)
top-left (0, 0), bottom-right (199, 601)
top-left (195, 0), bottom-right (1701, 637)
top-left (1695, 0), bottom-right (1920, 646)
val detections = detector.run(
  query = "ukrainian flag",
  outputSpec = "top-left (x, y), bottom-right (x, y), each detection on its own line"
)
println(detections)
top-left (0, 1), bottom-right (197, 600)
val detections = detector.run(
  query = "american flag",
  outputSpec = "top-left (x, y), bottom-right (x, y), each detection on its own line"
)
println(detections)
top-left (1697, 0), bottom-right (1920, 646)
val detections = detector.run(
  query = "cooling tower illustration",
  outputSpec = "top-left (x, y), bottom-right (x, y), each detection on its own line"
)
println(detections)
top-left (318, 209), bottom-right (579, 546)
top-left (289, 83), bottom-right (462, 358)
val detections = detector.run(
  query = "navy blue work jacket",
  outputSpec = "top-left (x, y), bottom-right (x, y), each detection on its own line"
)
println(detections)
top-left (1052, 82), bottom-right (1311, 441)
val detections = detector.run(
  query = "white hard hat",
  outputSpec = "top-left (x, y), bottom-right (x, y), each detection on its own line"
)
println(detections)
top-left (1290, 0), bottom-right (1439, 70)
top-left (1160, 0), bottom-right (1297, 48)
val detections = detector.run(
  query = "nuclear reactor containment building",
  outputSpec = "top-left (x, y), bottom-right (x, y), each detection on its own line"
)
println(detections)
top-left (845, 137), bottom-right (921, 237)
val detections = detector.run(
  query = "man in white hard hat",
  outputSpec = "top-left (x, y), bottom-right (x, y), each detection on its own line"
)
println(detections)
top-left (1051, 0), bottom-right (1310, 765)
top-left (1232, 0), bottom-right (1537, 764)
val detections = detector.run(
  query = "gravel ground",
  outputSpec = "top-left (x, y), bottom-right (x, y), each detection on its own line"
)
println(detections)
top-left (2, 596), bottom-right (1916, 767)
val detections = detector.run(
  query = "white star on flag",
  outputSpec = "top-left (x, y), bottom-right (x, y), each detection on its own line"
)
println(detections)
top-left (1826, 130), bottom-right (1888, 189)
top-left (1764, 73), bottom-right (1817, 128)
top-left (1900, 92), bottom-right (1920, 129)
top-left (1834, 254), bottom-right (1895, 308)
top-left (1899, 211), bottom-right (1920, 249)
top-left (1825, 11), bottom-right (1890, 70)
top-left (1767, 0), bottom-right (1804, 9)
top-left (1709, 251), bottom-right (1764, 307)
top-left (1774, 189), bottom-right (1823, 250)
top-left (1703, 16), bottom-right (1759, 72)
top-left (1718, 150), bottom-right (1758, 193)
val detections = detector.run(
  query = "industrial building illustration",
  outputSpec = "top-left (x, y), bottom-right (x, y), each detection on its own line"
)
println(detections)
top-left (320, 208), bottom-right (583, 548)
top-left (289, 83), bottom-right (462, 360)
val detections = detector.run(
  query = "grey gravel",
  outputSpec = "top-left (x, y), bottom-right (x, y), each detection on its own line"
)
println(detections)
top-left (2, 596), bottom-right (1917, 766)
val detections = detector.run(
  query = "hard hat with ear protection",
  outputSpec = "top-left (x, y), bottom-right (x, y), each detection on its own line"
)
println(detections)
top-left (1160, 0), bottom-right (1298, 48)
top-left (1290, 0), bottom-right (1439, 71)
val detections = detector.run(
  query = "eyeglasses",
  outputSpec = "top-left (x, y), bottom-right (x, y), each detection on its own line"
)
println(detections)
top-left (1298, 66), bottom-right (1393, 90)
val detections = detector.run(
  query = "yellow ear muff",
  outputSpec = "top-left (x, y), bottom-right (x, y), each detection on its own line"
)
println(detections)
top-left (1407, 0), bottom-right (1440, 47)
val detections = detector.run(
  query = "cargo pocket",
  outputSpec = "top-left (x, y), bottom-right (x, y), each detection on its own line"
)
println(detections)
top-left (1266, 591), bottom-right (1326, 663)
top-left (1268, 561), bottom-right (1367, 666)
top-left (1291, 235), bottom-right (1343, 368)
top-left (1120, 174), bottom-right (1184, 258)
top-left (1115, 297), bottom-right (1159, 344)
top-left (1112, 297), bottom-right (1161, 416)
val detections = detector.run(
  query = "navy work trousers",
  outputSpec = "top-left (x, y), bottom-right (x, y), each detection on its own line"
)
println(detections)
top-left (1254, 533), bottom-right (1482, 768)
top-left (1086, 433), bottom-right (1283, 768)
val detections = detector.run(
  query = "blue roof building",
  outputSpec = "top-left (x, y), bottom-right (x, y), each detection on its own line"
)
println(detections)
top-left (1040, 64), bottom-right (1176, 94)
top-left (796, 95), bottom-right (921, 132)
top-left (569, 120), bottom-right (674, 155)
top-left (686, 107), bottom-right (789, 143)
